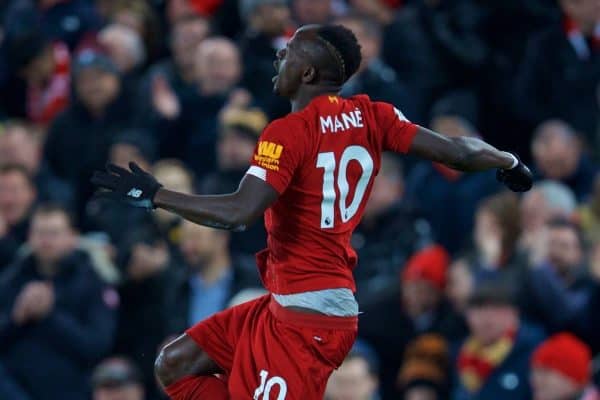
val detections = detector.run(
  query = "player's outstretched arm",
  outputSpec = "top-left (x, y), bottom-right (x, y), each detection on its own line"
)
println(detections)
top-left (409, 126), bottom-right (533, 192)
top-left (91, 162), bottom-right (278, 231)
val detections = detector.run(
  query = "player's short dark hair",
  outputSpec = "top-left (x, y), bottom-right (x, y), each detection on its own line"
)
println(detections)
top-left (315, 25), bottom-right (362, 84)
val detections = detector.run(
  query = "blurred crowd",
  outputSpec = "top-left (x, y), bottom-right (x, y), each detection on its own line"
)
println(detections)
top-left (0, 0), bottom-right (598, 399)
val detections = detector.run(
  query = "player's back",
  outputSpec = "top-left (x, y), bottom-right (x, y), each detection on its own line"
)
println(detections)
top-left (248, 94), bottom-right (418, 295)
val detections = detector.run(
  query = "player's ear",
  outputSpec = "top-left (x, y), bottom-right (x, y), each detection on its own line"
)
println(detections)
top-left (302, 66), bottom-right (317, 84)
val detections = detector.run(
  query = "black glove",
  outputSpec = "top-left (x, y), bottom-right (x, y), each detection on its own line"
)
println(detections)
top-left (91, 162), bottom-right (163, 210)
top-left (496, 154), bottom-right (533, 192)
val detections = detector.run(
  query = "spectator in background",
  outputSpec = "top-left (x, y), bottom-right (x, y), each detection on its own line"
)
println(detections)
top-left (359, 245), bottom-right (460, 399)
top-left (91, 357), bottom-right (145, 400)
top-left (164, 221), bottom-right (259, 334)
top-left (515, 0), bottom-right (600, 141)
top-left (468, 192), bottom-right (528, 292)
top-left (397, 334), bottom-right (450, 400)
top-left (578, 173), bottom-right (600, 243)
top-left (531, 333), bottom-right (600, 400)
top-left (151, 37), bottom-right (243, 176)
top-left (352, 153), bottom-right (432, 299)
top-left (338, 14), bottom-right (414, 119)
top-left (0, 120), bottom-right (73, 207)
top-left (0, 204), bottom-right (117, 400)
top-left (453, 284), bottom-right (544, 400)
top-left (98, 24), bottom-right (147, 98)
top-left (446, 259), bottom-right (474, 319)
top-left (524, 219), bottom-right (595, 335)
top-left (325, 341), bottom-right (381, 400)
top-left (145, 14), bottom-right (211, 106)
top-left (238, 0), bottom-right (292, 119)
top-left (104, 0), bottom-right (163, 63)
top-left (292, 0), bottom-right (334, 25)
top-left (520, 181), bottom-right (577, 253)
top-left (200, 106), bottom-right (269, 255)
top-left (3, 0), bottom-right (102, 50)
top-left (0, 165), bottom-right (37, 267)
top-left (406, 114), bottom-right (502, 254)
top-left (45, 50), bottom-right (133, 218)
top-left (531, 120), bottom-right (597, 200)
top-left (0, 27), bottom-right (70, 124)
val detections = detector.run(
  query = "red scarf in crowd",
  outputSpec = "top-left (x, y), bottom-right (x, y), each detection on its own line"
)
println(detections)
top-left (564, 16), bottom-right (600, 60)
top-left (457, 329), bottom-right (517, 393)
top-left (27, 42), bottom-right (70, 126)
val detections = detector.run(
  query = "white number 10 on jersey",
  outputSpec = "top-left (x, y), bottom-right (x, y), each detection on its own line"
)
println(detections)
top-left (317, 145), bottom-right (374, 229)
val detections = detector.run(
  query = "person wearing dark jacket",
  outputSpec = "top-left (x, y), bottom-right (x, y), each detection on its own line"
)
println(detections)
top-left (0, 204), bottom-right (117, 400)
top-left (338, 14), bottom-right (415, 122)
top-left (531, 120), bottom-right (598, 201)
top-left (164, 220), bottom-right (260, 334)
top-left (0, 165), bottom-right (37, 268)
top-left (515, 0), bottom-right (600, 141)
top-left (452, 284), bottom-right (544, 400)
top-left (45, 50), bottom-right (135, 219)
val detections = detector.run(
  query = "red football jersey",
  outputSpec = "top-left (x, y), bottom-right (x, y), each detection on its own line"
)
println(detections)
top-left (248, 94), bottom-right (418, 294)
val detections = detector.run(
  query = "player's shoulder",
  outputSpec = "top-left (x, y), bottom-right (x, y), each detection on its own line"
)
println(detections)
top-left (266, 113), bottom-right (308, 132)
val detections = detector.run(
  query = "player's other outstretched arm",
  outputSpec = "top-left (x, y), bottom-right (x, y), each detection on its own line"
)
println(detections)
top-left (154, 175), bottom-right (278, 231)
top-left (408, 126), bottom-right (533, 192)
top-left (91, 163), bottom-right (278, 231)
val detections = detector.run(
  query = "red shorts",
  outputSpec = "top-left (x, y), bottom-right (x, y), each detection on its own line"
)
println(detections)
top-left (186, 294), bottom-right (358, 400)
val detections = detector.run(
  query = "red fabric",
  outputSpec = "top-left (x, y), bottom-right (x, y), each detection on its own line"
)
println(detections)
top-left (186, 295), bottom-right (357, 400)
top-left (188, 0), bottom-right (224, 16)
top-left (27, 42), bottom-right (70, 125)
top-left (165, 375), bottom-right (228, 400)
top-left (402, 245), bottom-right (450, 290)
top-left (382, 0), bottom-right (403, 8)
top-left (532, 332), bottom-right (591, 385)
top-left (249, 94), bottom-right (418, 294)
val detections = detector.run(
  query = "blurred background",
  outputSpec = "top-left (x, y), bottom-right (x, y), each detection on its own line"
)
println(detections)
top-left (0, 0), bottom-right (598, 399)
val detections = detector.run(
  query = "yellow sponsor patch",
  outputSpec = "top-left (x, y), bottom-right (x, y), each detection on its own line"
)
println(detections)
top-left (254, 141), bottom-right (283, 171)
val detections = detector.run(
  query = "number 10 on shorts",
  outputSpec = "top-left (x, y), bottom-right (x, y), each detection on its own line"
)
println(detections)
top-left (253, 370), bottom-right (288, 399)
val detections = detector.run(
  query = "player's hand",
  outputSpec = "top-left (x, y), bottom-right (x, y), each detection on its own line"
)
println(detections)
top-left (496, 155), bottom-right (533, 192)
top-left (91, 162), bottom-right (163, 210)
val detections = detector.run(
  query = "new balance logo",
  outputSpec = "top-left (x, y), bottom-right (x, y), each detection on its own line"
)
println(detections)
top-left (127, 188), bottom-right (143, 198)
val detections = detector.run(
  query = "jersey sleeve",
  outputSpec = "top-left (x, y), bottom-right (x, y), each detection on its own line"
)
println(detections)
top-left (246, 117), bottom-right (307, 194)
top-left (373, 102), bottom-right (419, 154)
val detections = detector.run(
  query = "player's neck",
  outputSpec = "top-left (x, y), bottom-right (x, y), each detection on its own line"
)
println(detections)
top-left (291, 85), bottom-right (341, 112)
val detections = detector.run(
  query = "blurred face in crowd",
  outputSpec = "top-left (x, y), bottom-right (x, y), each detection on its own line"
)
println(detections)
top-left (325, 356), bottom-right (378, 400)
top-left (404, 387), bottom-right (438, 400)
top-left (337, 18), bottom-right (380, 70)
top-left (99, 25), bottom-right (145, 73)
top-left (531, 367), bottom-right (581, 400)
top-left (466, 305), bottom-right (518, 346)
top-left (560, 0), bottom-right (600, 32)
top-left (171, 17), bottom-right (210, 77)
top-left (94, 384), bottom-right (144, 400)
top-left (217, 129), bottom-right (256, 171)
top-left (109, 143), bottom-right (151, 171)
top-left (75, 68), bottom-right (120, 115)
top-left (402, 280), bottom-right (441, 319)
top-left (20, 44), bottom-right (55, 86)
top-left (293, 0), bottom-right (332, 25)
top-left (521, 190), bottom-right (553, 233)
top-left (153, 162), bottom-right (193, 225)
top-left (0, 169), bottom-right (36, 227)
top-left (0, 124), bottom-right (40, 173)
top-left (249, 4), bottom-right (291, 36)
top-left (179, 221), bottom-right (229, 268)
top-left (532, 122), bottom-right (580, 181)
top-left (547, 225), bottom-right (582, 275)
top-left (431, 116), bottom-right (475, 139)
top-left (195, 38), bottom-right (242, 96)
top-left (363, 155), bottom-right (402, 220)
top-left (474, 209), bottom-right (502, 262)
top-left (29, 211), bottom-right (77, 267)
top-left (446, 259), bottom-right (474, 312)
